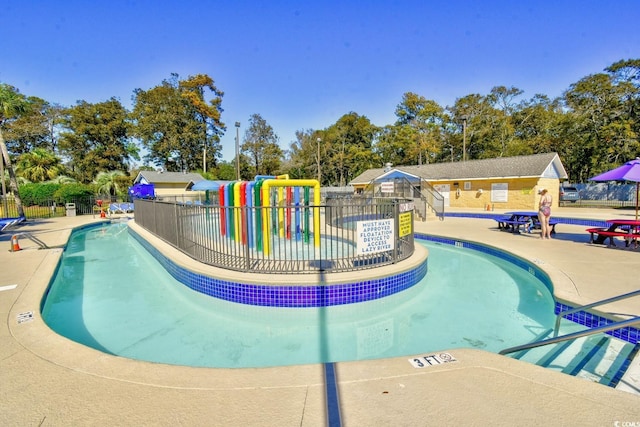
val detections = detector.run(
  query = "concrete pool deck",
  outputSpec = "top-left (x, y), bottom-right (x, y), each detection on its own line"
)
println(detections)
top-left (1, 208), bottom-right (639, 425)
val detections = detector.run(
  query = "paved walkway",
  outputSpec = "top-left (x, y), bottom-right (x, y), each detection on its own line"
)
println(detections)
top-left (1, 209), bottom-right (639, 426)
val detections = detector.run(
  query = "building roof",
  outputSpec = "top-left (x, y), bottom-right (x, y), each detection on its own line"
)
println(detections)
top-left (350, 152), bottom-right (568, 185)
top-left (373, 169), bottom-right (422, 182)
top-left (133, 171), bottom-right (205, 185)
top-left (188, 180), bottom-right (233, 191)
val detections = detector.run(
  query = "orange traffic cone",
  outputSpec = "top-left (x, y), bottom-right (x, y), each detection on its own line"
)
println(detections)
top-left (11, 235), bottom-right (21, 252)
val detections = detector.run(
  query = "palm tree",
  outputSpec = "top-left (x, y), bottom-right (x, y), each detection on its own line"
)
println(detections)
top-left (0, 84), bottom-right (29, 217)
top-left (16, 148), bottom-right (67, 182)
top-left (47, 175), bottom-right (77, 185)
top-left (93, 170), bottom-right (126, 197)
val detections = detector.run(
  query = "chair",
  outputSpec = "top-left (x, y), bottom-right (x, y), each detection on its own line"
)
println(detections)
top-left (0, 216), bottom-right (26, 232)
top-left (108, 203), bottom-right (125, 215)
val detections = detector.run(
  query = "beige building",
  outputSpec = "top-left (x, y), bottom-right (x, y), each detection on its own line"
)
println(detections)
top-left (349, 152), bottom-right (568, 211)
top-left (132, 171), bottom-right (204, 200)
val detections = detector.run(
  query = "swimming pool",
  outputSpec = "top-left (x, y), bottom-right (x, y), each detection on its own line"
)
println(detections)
top-left (41, 222), bottom-right (558, 368)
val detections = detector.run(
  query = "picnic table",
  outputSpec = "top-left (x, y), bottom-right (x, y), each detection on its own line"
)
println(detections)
top-left (586, 219), bottom-right (640, 248)
top-left (495, 211), bottom-right (558, 235)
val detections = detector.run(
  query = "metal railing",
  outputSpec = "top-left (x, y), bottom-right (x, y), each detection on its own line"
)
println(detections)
top-left (362, 177), bottom-right (444, 220)
top-left (9, 232), bottom-right (49, 251)
top-left (417, 181), bottom-right (445, 220)
top-left (553, 289), bottom-right (640, 336)
top-left (134, 197), bottom-right (415, 274)
top-left (499, 317), bottom-right (640, 355)
top-left (500, 290), bottom-right (640, 355)
top-left (0, 195), bottom-right (117, 219)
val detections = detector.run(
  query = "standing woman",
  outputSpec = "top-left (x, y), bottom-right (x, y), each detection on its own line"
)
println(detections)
top-left (538, 188), bottom-right (553, 239)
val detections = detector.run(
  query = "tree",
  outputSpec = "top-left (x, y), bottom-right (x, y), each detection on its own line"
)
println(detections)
top-left (394, 92), bottom-right (446, 164)
top-left (487, 85), bottom-right (523, 115)
top-left (375, 124), bottom-right (414, 166)
top-left (563, 66), bottom-right (640, 181)
top-left (448, 93), bottom-right (507, 160)
top-left (131, 73), bottom-right (225, 172)
top-left (485, 86), bottom-right (523, 156)
top-left (323, 113), bottom-right (378, 186)
top-left (285, 115), bottom-right (378, 186)
top-left (93, 170), bottom-right (126, 197)
top-left (16, 148), bottom-right (67, 182)
top-left (179, 74), bottom-right (225, 173)
top-left (283, 129), bottom-right (321, 181)
top-left (47, 175), bottom-right (76, 184)
top-left (241, 113), bottom-right (283, 177)
top-left (213, 161), bottom-right (237, 180)
top-left (2, 95), bottom-right (65, 157)
top-left (511, 94), bottom-right (565, 156)
top-left (606, 59), bottom-right (640, 154)
top-left (0, 83), bottom-right (28, 217)
top-left (58, 98), bottom-right (132, 183)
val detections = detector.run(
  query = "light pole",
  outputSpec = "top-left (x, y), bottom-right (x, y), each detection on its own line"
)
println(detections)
top-left (0, 154), bottom-right (7, 215)
top-left (461, 115), bottom-right (468, 162)
top-left (316, 137), bottom-right (321, 184)
top-left (235, 122), bottom-right (240, 180)
top-left (203, 144), bottom-right (207, 174)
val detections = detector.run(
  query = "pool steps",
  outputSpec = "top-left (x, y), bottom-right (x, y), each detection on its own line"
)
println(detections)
top-left (508, 320), bottom-right (637, 388)
top-left (420, 219), bottom-right (640, 392)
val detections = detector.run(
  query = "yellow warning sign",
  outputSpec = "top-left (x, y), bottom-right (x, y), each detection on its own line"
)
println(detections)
top-left (399, 212), bottom-right (412, 237)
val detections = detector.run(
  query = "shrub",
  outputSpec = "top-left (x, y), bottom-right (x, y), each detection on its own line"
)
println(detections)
top-left (53, 183), bottom-right (94, 203)
top-left (19, 183), bottom-right (61, 206)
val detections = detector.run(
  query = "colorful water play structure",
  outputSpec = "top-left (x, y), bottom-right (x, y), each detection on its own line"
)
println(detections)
top-left (217, 175), bottom-right (320, 256)
top-left (134, 176), bottom-right (416, 275)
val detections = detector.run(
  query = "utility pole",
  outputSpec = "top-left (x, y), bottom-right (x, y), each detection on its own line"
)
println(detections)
top-left (203, 145), bottom-right (207, 174)
top-left (0, 154), bottom-right (7, 215)
top-left (462, 115), bottom-right (468, 162)
top-left (316, 137), bottom-right (321, 184)
top-left (235, 122), bottom-right (241, 180)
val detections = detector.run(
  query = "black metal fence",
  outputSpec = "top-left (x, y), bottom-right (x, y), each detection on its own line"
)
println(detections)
top-left (0, 195), bottom-right (117, 219)
top-left (134, 197), bottom-right (415, 274)
top-left (559, 199), bottom-right (638, 208)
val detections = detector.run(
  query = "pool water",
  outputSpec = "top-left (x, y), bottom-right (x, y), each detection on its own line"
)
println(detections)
top-left (41, 222), bottom-right (557, 368)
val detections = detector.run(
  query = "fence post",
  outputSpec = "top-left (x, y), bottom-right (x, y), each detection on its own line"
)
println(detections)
top-left (393, 200), bottom-right (399, 263)
top-left (152, 199), bottom-right (157, 232)
top-left (174, 201), bottom-right (180, 246)
top-left (244, 205), bottom-right (251, 271)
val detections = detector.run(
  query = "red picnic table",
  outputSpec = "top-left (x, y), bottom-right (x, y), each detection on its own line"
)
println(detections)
top-left (586, 219), bottom-right (640, 248)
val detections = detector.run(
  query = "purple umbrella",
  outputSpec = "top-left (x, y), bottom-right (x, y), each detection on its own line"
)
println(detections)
top-left (589, 158), bottom-right (640, 220)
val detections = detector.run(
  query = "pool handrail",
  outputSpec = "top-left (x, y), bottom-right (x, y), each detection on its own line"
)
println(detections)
top-left (9, 232), bottom-right (49, 251)
top-left (553, 289), bottom-right (640, 336)
top-left (499, 316), bottom-right (640, 356)
top-left (500, 289), bottom-right (640, 355)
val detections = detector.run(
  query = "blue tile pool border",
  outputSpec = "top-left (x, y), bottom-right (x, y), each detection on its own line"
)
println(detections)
top-left (444, 211), bottom-right (609, 228)
top-left (416, 229), bottom-right (639, 348)
top-left (414, 232), bottom-right (555, 293)
top-left (554, 301), bottom-right (639, 345)
top-left (129, 226), bottom-right (427, 308)
top-left (125, 219), bottom-right (637, 345)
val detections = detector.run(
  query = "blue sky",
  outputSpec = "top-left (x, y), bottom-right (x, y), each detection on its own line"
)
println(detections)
top-left (3, 1), bottom-right (640, 163)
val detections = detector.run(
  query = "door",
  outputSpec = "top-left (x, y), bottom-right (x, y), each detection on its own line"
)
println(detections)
top-left (433, 184), bottom-right (450, 207)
